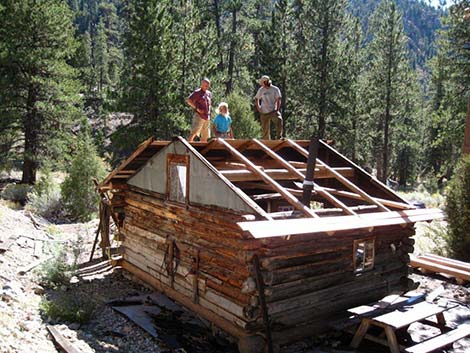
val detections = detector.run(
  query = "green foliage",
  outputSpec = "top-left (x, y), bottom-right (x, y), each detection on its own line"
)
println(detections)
top-left (445, 155), bottom-right (470, 261)
top-left (40, 294), bottom-right (96, 324)
top-left (225, 91), bottom-right (261, 139)
top-left (26, 163), bottom-right (62, 219)
top-left (1, 184), bottom-right (33, 204)
top-left (414, 221), bottom-right (450, 257)
top-left (39, 250), bottom-right (76, 289)
top-left (61, 124), bottom-right (107, 221)
top-left (0, 0), bottom-right (82, 184)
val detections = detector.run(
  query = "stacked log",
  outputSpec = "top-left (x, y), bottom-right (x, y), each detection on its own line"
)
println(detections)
top-left (116, 186), bottom-right (415, 349)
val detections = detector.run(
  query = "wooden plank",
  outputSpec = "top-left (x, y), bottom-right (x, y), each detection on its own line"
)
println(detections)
top-left (319, 139), bottom-right (410, 205)
top-left (220, 167), bottom-right (354, 181)
top-left (99, 136), bottom-right (156, 188)
top-left (410, 255), bottom-right (470, 282)
top-left (121, 260), bottom-right (248, 339)
top-left (404, 324), bottom-right (470, 353)
top-left (46, 325), bottom-right (83, 353)
top-left (252, 139), bottom-right (356, 216)
top-left (238, 208), bottom-right (444, 239)
top-left (177, 137), bottom-right (272, 220)
top-left (0, 234), bottom-right (18, 252)
top-left (217, 138), bottom-right (319, 218)
top-left (286, 139), bottom-right (390, 212)
top-left (316, 186), bottom-right (414, 210)
top-left (420, 254), bottom-right (470, 273)
top-left (372, 301), bottom-right (457, 330)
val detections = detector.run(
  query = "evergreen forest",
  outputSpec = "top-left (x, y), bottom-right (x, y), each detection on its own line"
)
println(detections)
top-left (0, 0), bottom-right (469, 191)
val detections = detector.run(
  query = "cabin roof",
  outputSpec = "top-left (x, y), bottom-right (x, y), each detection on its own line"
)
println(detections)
top-left (100, 136), bottom-right (444, 238)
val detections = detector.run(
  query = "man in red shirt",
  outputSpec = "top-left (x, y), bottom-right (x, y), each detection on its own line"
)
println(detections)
top-left (187, 78), bottom-right (212, 142)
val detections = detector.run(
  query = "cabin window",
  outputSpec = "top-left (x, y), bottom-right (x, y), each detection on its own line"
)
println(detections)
top-left (353, 238), bottom-right (375, 273)
top-left (166, 154), bottom-right (189, 203)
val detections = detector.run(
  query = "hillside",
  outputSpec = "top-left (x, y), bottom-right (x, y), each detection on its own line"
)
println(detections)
top-left (350, 0), bottom-right (444, 68)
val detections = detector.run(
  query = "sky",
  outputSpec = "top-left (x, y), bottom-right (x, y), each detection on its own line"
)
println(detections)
top-left (428, 0), bottom-right (451, 9)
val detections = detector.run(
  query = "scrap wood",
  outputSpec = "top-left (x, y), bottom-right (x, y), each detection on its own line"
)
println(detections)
top-left (0, 234), bottom-right (18, 252)
top-left (411, 254), bottom-right (470, 283)
top-left (18, 255), bottom-right (53, 275)
top-left (46, 325), bottom-right (82, 353)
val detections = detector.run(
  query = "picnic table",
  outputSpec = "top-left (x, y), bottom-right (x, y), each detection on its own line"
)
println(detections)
top-left (349, 295), bottom-right (470, 353)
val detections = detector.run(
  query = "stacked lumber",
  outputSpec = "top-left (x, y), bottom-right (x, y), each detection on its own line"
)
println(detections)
top-left (410, 254), bottom-right (470, 284)
top-left (118, 186), bottom-right (416, 348)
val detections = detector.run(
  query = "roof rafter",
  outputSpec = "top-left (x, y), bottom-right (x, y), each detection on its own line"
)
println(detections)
top-left (286, 139), bottom-right (391, 213)
top-left (251, 139), bottom-right (357, 216)
top-left (217, 138), bottom-right (320, 218)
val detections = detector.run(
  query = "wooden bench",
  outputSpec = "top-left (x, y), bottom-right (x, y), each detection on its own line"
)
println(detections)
top-left (404, 324), bottom-right (470, 353)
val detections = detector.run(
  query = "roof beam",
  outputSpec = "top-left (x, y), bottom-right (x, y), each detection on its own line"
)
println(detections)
top-left (252, 139), bottom-right (357, 216)
top-left (217, 138), bottom-right (319, 218)
top-left (220, 167), bottom-right (354, 181)
top-left (286, 139), bottom-right (390, 212)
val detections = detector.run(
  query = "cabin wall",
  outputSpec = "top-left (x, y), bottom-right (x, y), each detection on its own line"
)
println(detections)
top-left (128, 141), bottom-right (256, 214)
top-left (115, 187), bottom-right (415, 348)
top-left (257, 224), bottom-right (414, 345)
top-left (119, 187), bottom-right (264, 335)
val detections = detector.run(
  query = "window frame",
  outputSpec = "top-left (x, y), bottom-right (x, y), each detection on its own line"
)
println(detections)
top-left (353, 237), bottom-right (375, 273)
top-left (166, 154), bottom-right (190, 204)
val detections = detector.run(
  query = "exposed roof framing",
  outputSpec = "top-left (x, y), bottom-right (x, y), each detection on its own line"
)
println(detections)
top-left (100, 136), bottom-right (417, 220)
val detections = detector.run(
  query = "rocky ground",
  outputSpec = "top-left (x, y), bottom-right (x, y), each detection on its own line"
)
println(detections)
top-left (0, 202), bottom-right (469, 353)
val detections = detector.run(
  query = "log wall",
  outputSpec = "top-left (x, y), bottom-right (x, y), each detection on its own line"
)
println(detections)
top-left (116, 186), bottom-right (415, 348)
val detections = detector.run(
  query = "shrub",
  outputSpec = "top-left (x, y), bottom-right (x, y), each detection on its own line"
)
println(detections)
top-left (445, 155), bottom-right (470, 261)
top-left (414, 221), bottom-right (449, 256)
top-left (61, 125), bottom-right (107, 221)
top-left (1, 183), bottom-right (32, 204)
top-left (26, 163), bottom-right (62, 219)
top-left (40, 294), bottom-right (96, 324)
top-left (225, 91), bottom-right (261, 139)
top-left (38, 249), bottom-right (76, 289)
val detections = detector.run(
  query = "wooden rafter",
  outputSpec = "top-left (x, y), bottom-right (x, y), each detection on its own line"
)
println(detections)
top-left (177, 137), bottom-right (273, 220)
top-left (251, 139), bottom-right (357, 216)
top-left (286, 139), bottom-right (390, 212)
top-left (217, 138), bottom-right (319, 218)
top-left (99, 136), bottom-right (156, 189)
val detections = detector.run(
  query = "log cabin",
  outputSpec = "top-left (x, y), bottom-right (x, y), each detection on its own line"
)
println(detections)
top-left (98, 136), bottom-right (443, 353)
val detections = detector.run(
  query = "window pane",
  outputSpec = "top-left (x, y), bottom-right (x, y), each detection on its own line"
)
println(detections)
top-left (169, 163), bottom-right (187, 202)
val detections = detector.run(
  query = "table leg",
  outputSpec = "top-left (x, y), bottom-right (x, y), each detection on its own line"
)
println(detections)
top-left (384, 326), bottom-right (400, 353)
top-left (436, 312), bottom-right (446, 333)
top-left (351, 319), bottom-right (371, 348)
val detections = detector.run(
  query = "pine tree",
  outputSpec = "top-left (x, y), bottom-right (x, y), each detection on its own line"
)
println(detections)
top-left (362, 0), bottom-right (413, 182)
top-left (116, 0), bottom-right (185, 150)
top-left (0, 0), bottom-right (82, 184)
top-left (289, 0), bottom-right (350, 139)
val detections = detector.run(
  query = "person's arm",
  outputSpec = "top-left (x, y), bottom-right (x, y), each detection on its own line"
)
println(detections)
top-left (254, 88), bottom-right (262, 112)
top-left (229, 126), bottom-right (234, 139)
top-left (275, 97), bottom-right (281, 112)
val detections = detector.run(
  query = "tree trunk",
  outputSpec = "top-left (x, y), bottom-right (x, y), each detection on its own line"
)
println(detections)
top-left (382, 6), bottom-right (395, 183)
top-left (226, 6), bottom-right (237, 95)
top-left (318, 9), bottom-right (330, 139)
top-left (462, 95), bottom-right (470, 155)
top-left (22, 85), bottom-right (40, 184)
top-left (213, 0), bottom-right (224, 71)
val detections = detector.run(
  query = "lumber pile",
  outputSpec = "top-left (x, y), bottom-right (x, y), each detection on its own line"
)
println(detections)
top-left (411, 254), bottom-right (470, 284)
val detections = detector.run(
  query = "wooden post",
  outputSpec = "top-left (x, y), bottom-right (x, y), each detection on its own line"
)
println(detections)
top-left (99, 200), bottom-right (111, 259)
top-left (253, 255), bottom-right (273, 353)
top-left (301, 136), bottom-right (319, 206)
